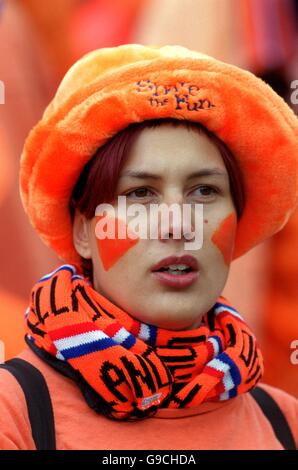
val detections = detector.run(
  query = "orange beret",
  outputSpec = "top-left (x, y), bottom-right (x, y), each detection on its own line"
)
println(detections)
top-left (19, 44), bottom-right (298, 264)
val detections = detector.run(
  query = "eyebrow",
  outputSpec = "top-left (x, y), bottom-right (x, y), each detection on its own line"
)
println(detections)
top-left (119, 168), bottom-right (228, 180)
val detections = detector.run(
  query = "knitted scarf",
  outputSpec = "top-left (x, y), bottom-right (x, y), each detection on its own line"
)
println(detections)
top-left (25, 264), bottom-right (264, 420)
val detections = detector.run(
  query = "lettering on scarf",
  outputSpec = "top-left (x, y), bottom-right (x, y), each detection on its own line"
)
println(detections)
top-left (229, 322), bottom-right (262, 384)
top-left (163, 335), bottom-right (207, 381)
top-left (99, 347), bottom-right (172, 402)
top-left (26, 265), bottom-right (265, 417)
top-left (27, 277), bottom-right (116, 337)
top-left (71, 283), bottom-right (116, 321)
top-left (135, 80), bottom-right (215, 111)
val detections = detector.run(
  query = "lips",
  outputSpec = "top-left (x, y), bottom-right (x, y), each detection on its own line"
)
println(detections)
top-left (150, 255), bottom-right (199, 288)
top-left (151, 255), bottom-right (199, 272)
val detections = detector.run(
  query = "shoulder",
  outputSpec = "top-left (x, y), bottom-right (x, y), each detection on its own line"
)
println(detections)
top-left (0, 347), bottom-right (90, 450)
top-left (0, 354), bottom-right (35, 449)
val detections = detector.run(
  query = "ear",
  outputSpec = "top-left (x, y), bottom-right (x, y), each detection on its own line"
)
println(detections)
top-left (73, 210), bottom-right (92, 259)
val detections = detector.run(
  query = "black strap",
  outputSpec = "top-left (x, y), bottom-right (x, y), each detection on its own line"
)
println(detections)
top-left (0, 358), bottom-right (56, 450)
top-left (0, 359), bottom-right (295, 450)
top-left (250, 385), bottom-right (296, 450)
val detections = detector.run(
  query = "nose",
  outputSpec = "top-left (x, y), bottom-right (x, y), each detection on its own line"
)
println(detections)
top-left (156, 192), bottom-right (196, 244)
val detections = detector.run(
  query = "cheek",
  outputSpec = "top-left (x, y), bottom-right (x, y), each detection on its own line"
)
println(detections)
top-left (95, 216), bottom-right (140, 271)
top-left (211, 213), bottom-right (237, 266)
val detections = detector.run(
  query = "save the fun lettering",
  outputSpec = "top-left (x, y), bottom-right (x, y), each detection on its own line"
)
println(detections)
top-left (135, 79), bottom-right (215, 111)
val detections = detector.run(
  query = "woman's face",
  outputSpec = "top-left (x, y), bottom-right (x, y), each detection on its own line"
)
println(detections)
top-left (74, 123), bottom-right (237, 330)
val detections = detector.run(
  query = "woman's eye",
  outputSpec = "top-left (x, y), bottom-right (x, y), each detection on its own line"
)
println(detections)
top-left (125, 187), bottom-right (154, 198)
top-left (192, 186), bottom-right (218, 197)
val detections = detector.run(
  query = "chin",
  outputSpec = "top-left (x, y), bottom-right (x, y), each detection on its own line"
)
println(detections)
top-left (151, 316), bottom-right (201, 331)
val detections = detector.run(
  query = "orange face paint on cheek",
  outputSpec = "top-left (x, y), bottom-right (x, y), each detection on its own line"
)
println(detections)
top-left (211, 213), bottom-right (237, 265)
top-left (95, 216), bottom-right (139, 271)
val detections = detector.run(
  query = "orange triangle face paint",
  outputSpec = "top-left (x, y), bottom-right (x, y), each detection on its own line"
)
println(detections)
top-left (95, 216), bottom-right (139, 271)
top-left (211, 213), bottom-right (237, 265)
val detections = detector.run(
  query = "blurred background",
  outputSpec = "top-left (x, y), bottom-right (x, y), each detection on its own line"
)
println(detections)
top-left (0, 0), bottom-right (297, 396)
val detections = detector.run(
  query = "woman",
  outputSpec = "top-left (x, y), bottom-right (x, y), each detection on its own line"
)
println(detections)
top-left (0, 44), bottom-right (297, 450)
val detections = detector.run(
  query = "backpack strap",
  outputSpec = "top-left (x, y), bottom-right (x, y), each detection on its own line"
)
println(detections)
top-left (250, 385), bottom-right (296, 450)
top-left (0, 358), bottom-right (56, 450)
top-left (0, 359), bottom-right (295, 450)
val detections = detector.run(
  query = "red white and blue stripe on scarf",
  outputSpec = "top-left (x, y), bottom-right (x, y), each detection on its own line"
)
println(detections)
top-left (25, 264), bottom-right (264, 419)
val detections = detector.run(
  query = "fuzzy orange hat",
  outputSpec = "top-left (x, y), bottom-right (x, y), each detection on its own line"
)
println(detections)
top-left (19, 44), bottom-right (298, 265)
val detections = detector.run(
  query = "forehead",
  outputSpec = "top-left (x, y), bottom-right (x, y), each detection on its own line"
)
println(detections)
top-left (122, 124), bottom-right (226, 173)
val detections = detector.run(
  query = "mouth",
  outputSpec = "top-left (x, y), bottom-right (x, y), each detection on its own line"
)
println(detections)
top-left (150, 255), bottom-right (199, 288)
top-left (151, 255), bottom-right (199, 273)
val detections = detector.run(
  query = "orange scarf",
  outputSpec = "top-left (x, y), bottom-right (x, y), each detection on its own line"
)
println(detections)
top-left (25, 265), bottom-right (264, 420)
